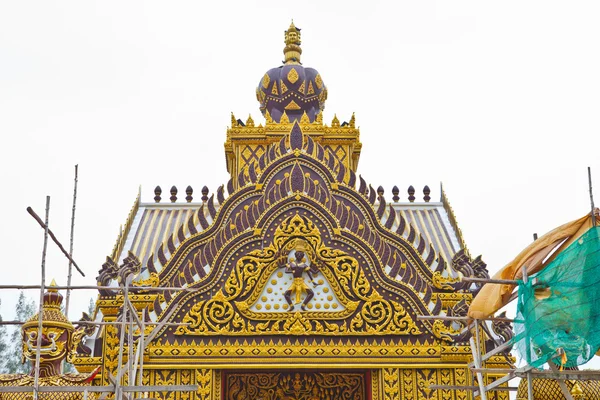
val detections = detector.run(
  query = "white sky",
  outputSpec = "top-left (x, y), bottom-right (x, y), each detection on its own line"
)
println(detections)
top-left (1, 0), bottom-right (599, 383)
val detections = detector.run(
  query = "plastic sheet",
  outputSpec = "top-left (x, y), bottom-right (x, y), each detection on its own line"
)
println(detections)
top-left (514, 226), bottom-right (600, 368)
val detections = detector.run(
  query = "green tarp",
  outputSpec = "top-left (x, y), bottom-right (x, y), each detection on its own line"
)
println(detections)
top-left (514, 226), bottom-right (600, 368)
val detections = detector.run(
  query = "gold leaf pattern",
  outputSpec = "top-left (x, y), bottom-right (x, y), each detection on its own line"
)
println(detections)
top-left (315, 73), bottom-right (323, 89)
top-left (287, 68), bottom-right (299, 84)
top-left (299, 80), bottom-right (306, 94)
top-left (285, 100), bottom-right (302, 110)
top-left (177, 213), bottom-right (420, 337)
top-left (262, 73), bottom-right (270, 88)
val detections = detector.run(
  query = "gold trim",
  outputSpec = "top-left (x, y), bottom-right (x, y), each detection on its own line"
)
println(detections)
top-left (441, 184), bottom-right (471, 258)
top-left (111, 191), bottom-right (140, 261)
top-left (141, 363), bottom-right (472, 369)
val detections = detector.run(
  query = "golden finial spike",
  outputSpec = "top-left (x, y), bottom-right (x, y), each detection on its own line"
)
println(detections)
top-left (284, 21), bottom-right (302, 65)
top-left (331, 114), bottom-right (340, 127)
top-left (349, 112), bottom-right (356, 128)
top-left (265, 109), bottom-right (274, 124)
top-left (49, 279), bottom-right (58, 292)
top-left (315, 111), bottom-right (323, 125)
top-left (300, 110), bottom-right (310, 124)
top-left (246, 114), bottom-right (255, 127)
top-left (280, 110), bottom-right (290, 124)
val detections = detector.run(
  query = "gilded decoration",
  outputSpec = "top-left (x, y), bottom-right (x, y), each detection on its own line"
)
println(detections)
top-left (262, 74), bottom-right (270, 89)
top-left (0, 284), bottom-right (98, 400)
top-left (225, 111), bottom-right (361, 183)
top-left (381, 368), bottom-right (479, 400)
top-left (138, 369), bottom-right (194, 400)
top-left (196, 369), bottom-right (211, 400)
top-left (284, 100), bottom-right (301, 110)
top-left (84, 24), bottom-right (517, 400)
top-left (287, 68), bottom-right (299, 84)
top-left (149, 125), bottom-right (469, 343)
top-left (315, 74), bottom-right (323, 89)
top-left (176, 213), bottom-right (421, 336)
top-left (223, 371), bottom-right (367, 400)
top-left (147, 336), bottom-right (445, 362)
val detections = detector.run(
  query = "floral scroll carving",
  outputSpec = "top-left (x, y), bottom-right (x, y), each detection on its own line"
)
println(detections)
top-left (177, 213), bottom-right (421, 336)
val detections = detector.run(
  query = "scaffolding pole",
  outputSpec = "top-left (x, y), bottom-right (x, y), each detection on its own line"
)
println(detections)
top-left (33, 196), bottom-right (50, 400)
top-left (65, 164), bottom-right (79, 317)
top-left (0, 198), bottom-right (200, 400)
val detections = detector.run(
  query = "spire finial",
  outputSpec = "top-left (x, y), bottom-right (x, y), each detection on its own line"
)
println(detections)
top-left (284, 21), bottom-right (302, 65)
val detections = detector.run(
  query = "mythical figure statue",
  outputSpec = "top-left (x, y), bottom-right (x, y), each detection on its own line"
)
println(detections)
top-left (278, 239), bottom-right (322, 311)
top-left (0, 280), bottom-right (99, 400)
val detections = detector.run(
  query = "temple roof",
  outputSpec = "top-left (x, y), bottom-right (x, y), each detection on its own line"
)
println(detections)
top-left (111, 186), bottom-right (465, 282)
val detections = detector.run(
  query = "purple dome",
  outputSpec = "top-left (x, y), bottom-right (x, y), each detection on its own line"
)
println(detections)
top-left (256, 22), bottom-right (327, 123)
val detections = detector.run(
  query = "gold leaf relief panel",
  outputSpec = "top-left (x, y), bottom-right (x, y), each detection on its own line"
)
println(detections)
top-left (196, 369), bottom-right (211, 400)
top-left (176, 213), bottom-right (421, 337)
top-left (141, 370), bottom-right (197, 400)
top-left (213, 370), bottom-right (222, 400)
top-left (102, 324), bottom-right (120, 384)
top-left (415, 369), bottom-right (438, 399)
top-left (400, 369), bottom-right (415, 400)
top-left (223, 371), bottom-right (367, 400)
top-left (371, 369), bottom-right (381, 400)
top-left (383, 368), bottom-right (399, 400)
top-left (154, 370), bottom-right (177, 400)
top-left (453, 368), bottom-right (468, 400)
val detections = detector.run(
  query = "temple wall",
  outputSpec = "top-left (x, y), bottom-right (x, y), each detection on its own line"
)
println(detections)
top-left (135, 367), bottom-right (509, 400)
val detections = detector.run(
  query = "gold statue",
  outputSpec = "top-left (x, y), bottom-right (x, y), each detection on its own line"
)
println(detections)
top-left (0, 281), bottom-right (99, 400)
top-left (279, 239), bottom-right (322, 311)
top-left (283, 21), bottom-right (302, 65)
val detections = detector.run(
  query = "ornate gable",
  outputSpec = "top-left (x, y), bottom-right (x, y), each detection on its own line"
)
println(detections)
top-left (68, 23), bottom-right (515, 400)
top-left (135, 123), bottom-right (476, 346)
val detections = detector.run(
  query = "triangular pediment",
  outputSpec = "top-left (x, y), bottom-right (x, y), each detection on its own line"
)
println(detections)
top-left (130, 123), bottom-right (482, 345)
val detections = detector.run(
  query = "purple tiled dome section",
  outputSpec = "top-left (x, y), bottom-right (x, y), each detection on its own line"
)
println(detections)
top-left (257, 64), bottom-right (327, 123)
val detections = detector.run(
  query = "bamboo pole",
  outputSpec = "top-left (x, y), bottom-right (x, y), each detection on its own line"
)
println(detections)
top-left (522, 264), bottom-right (533, 400)
top-left (132, 309), bottom-right (146, 398)
top-left (416, 315), bottom-right (514, 323)
top-left (0, 385), bottom-right (198, 393)
top-left (27, 207), bottom-right (85, 277)
top-left (33, 197), bottom-right (50, 400)
top-left (461, 277), bottom-right (518, 285)
top-left (0, 284), bottom-right (200, 292)
top-left (115, 280), bottom-right (129, 400)
top-left (0, 320), bottom-right (188, 326)
top-left (65, 164), bottom-right (79, 316)
top-left (548, 361), bottom-right (575, 400)
top-left (473, 319), bottom-right (487, 400)
top-left (128, 312), bottom-right (134, 386)
top-left (590, 167), bottom-right (596, 226)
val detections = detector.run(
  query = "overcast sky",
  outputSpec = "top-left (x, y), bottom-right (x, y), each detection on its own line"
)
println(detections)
top-left (1, 0), bottom-right (599, 378)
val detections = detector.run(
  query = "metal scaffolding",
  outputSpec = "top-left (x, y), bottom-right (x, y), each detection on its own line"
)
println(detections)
top-left (0, 196), bottom-right (198, 400)
top-left (417, 272), bottom-right (600, 400)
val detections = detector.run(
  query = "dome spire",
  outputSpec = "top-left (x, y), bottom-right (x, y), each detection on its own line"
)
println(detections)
top-left (257, 23), bottom-right (326, 123)
top-left (283, 20), bottom-right (302, 65)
